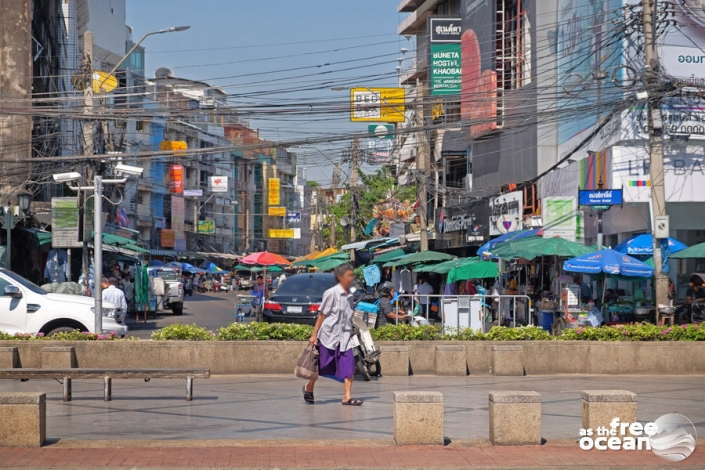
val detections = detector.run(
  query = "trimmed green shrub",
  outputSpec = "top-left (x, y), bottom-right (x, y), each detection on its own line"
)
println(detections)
top-left (371, 324), bottom-right (448, 341)
top-left (483, 325), bottom-right (552, 341)
top-left (558, 322), bottom-right (705, 341)
top-left (151, 323), bottom-right (215, 341)
top-left (216, 323), bottom-right (313, 341)
top-left (0, 331), bottom-right (126, 341)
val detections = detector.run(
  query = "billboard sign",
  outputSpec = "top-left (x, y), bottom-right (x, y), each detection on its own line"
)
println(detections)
top-left (350, 87), bottom-right (405, 122)
top-left (578, 189), bottom-right (623, 206)
top-left (210, 176), bottom-right (228, 193)
top-left (429, 17), bottom-right (462, 96)
top-left (489, 191), bottom-right (523, 236)
top-left (160, 229), bottom-right (175, 248)
top-left (268, 207), bottom-right (286, 217)
top-left (543, 197), bottom-right (578, 242)
top-left (197, 219), bottom-right (215, 234)
top-left (51, 197), bottom-right (82, 248)
top-left (461, 0), bottom-right (497, 138)
top-left (183, 189), bottom-right (203, 197)
top-left (268, 178), bottom-right (280, 206)
top-left (286, 212), bottom-right (301, 223)
top-left (268, 229), bottom-right (295, 239)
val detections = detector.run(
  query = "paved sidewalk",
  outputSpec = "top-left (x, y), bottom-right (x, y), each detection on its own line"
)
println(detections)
top-left (1, 441), bottom-right (705, 468)
top-left (0, 375), bottom-right (703, 442)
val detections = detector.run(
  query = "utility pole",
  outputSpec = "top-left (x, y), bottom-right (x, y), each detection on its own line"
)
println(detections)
top-left (642, 0), bottom-right (669, 314)
top-left (350, 140), bottom-right (359, 242)
top-left (330, 214), bottom-right (336, 248)
top-left (81, 32), bottom-right (94, 280)
top-left (416, 78), bottom-right (430, 251)
top-left (93, 176), bottom-right (103, 332)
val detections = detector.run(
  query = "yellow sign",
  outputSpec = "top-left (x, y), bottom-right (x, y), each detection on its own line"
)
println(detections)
top-left (92, 71), bottom-right (118, 93)
top-left (269, 229), bottom-right (295, 239)
top-left (268, 207), bottom-right (286, 217)
top-left (160, 141), bottom-right (188, 156)
top-left (350, 87), bottom-right (405, 123)
top-left (268, 178), bottom-right (280, 206)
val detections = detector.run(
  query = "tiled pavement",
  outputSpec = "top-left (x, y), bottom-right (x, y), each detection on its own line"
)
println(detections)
top-left (0, 442), bottom-right (704, 468)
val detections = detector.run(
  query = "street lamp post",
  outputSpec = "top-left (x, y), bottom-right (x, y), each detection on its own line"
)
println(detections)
top-left (3, 190), bottom-right (32, 272)
top-left (54, 166), bottom-right (142, 333)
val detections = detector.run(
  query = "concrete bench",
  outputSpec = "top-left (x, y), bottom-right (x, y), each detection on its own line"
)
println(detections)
top-left (0, 393), bottom-right (45, 447)
top-left (393, 391), bottom-right (444, 445)
top-left (489, 391), bottom-right (541, 446)
top-left (581, 390), bottom-right (637, 436)
top-left (41, 346), bottom-right (76, 369)
top-left (0, 368), bottom-right (210, 402)
top-left (435, 345), bottom-right (467, 376)
top-left (0, 347), bottom-right (19, 369)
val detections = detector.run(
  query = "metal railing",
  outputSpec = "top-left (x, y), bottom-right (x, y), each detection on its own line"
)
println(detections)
top-left (390, 293), bottom-right (533, 332)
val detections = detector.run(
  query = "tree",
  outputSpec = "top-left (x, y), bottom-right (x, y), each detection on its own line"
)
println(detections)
top-left (323, 168), bottom-right (416, 247)
top-left (306, 181), bottom-right (319, 188)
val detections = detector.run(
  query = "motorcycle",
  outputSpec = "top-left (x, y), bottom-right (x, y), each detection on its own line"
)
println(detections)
top-left (350, 316), bottom-right (382, 381)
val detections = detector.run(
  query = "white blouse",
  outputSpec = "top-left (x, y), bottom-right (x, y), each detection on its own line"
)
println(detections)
top-left (317, 284), bottom-right (355, 352)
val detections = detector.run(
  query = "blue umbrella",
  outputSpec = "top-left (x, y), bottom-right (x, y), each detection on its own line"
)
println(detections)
top-left (201, 261), bottom-right (218, 270)
top-left (563, 249), bottom-right (653, 278)
top-left (149, 260), bottom-right (166, 267)
top-left (477, 229), bottom-right (541, 257)
top-left (614, 234), bottom-right (687, 256)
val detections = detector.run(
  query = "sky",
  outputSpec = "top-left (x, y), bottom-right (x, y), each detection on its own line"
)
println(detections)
top-left (126, 0), bottom-right (406, 184)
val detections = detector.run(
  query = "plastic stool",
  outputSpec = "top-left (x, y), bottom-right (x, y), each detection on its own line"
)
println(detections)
top-left (659, 314), bottom-right (675, 326)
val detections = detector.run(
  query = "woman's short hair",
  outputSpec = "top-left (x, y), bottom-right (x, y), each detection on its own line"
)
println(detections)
top-left (334, 263), bottom-right (354, 282)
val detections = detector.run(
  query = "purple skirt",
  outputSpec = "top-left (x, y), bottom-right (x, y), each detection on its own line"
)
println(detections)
top-left (318, 344), bottom-right (355, 382)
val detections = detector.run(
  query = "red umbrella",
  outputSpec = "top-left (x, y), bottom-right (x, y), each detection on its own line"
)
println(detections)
top-left (240, 251), bottom-right (291, 266)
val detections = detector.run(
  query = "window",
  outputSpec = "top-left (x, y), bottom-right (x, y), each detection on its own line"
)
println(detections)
top-left (0, 277), bottom-right (10, 296)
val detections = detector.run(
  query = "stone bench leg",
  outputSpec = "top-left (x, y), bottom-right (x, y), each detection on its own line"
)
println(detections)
top-left (581, 390), bottom-right (637, 437)
top-left (435, 345), bottom-right (467, 376)
top-left (0, 347), bottom-right (19, 369)
top-left (379, 346), bottom-right (409, 376)
top-left (491, 345), bottom-right (524, 376)
top-left (63, 378), bottom-right (72, 402)
top-left (104, 377), bottom-right (112, 402)
top-left (0, 393), bottom-right (46, 447)
top-left (186, 377), bottom-right (193, 401)
top-left (393, 391), bottom-right (443, 445)
top-left (489, 391), bottom-right (541, 446)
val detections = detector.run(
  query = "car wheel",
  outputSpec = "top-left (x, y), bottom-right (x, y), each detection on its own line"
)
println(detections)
top-left (46, 326), bottom-right (78, 336)
top-left (172, 304), bottom-right (184, 316)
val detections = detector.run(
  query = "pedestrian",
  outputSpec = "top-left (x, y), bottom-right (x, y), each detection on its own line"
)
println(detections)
top-left (110, 264), bottom-right (124, 290)
top-left (102, 277), bottom-right (128, 323)
top-left (573, 276), bottom-right (592, 304)
top-left (413, 275), bottom-right (434, 317)
top-left (304, 263), bottom-right (362, 406)
top-left (123, 273), bottom-right (135, 317)
top-left (375, 281), bottom-right (408, 328)
top-left (251, 275), bottom-right (265, 312)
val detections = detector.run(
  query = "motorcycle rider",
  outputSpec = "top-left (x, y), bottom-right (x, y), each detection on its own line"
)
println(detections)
top-left (375, 282), bottom-right (409, 328)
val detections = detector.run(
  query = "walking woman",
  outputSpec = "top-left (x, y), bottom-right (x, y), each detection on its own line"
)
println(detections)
top-left (303, 263), bottom-right (362, 406)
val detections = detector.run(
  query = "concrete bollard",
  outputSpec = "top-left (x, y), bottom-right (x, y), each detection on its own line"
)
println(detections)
top-left (0, 393), bottom-right (46, 447)
top-left (379, 346), bottom-right (409, 376)
top-left (489, 391), bottom-right (541, 446)
top-left (434, 345), bottom-right (467, 376)
top-left (581, 390), bottom-right (637, 436)
top-left (491, 345), bottom-right (524, 376)
top-left (0, 347), bottom-right (19, 369)
top-left (41, 346), bottom-right (77, 369)
top-left (393, 391), bottom-right (444, 445)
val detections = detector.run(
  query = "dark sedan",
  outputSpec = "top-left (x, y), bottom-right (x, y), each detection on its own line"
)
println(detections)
top-left (263, 273), bottom-right (367, 324)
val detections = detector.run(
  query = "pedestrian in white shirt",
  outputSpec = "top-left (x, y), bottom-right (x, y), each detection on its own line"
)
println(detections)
top-left (102, 277), bottom-right (128, 323)
top-left (413, 276), bottom-right (434, 317)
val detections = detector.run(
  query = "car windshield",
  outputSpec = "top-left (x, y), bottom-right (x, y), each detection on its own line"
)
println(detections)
top-left (1, 270), bottom-right (46, 296)
top-left (275, 275), bottom-right (336, 297)
top-left (157, 271), bottom-right (179, 281)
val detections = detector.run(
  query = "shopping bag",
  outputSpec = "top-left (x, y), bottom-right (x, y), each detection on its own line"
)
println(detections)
top-left (294, 345), bottom-right (319, 380)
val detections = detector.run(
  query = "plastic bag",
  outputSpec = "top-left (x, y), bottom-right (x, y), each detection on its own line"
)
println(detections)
top-left (294, 345), bottom-right (319, 380)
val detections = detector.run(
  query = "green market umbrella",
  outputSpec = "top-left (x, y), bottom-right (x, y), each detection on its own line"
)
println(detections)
top-left (671, 241), bottom-right (705, 259)
top-left (491, 236), bottom-right (593, 260)
top-left (313, 257), bottom-right (349, 272)
top-left (371, 248), bottom-right (407, 264)
top-left (383, 250), bottom-right (454, 268)
top-left (250, 266), bottom-right (283, 273)
top-left (447, 261), bottom-right (499, 283)
top-left (134, 264), bottom-right (149, 308)
top-left (415, 257), bottom-right (478, 274)
top-left (294, 251), bottom-right (349, 268)
top-left (233, 264), bottom-right (251, 270)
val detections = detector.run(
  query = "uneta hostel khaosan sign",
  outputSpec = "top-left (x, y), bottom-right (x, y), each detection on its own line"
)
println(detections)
top-left (429, 17), bottom-right (462, 96)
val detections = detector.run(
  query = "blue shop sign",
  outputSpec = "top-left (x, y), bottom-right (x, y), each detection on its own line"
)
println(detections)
top-left (578, 189), bottom-right (623, 206)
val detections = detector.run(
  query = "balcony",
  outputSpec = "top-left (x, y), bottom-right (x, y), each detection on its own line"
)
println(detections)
top-left (399, 53), bottom-right (428, 85)
top-left (398, 0), bottom-right (440, 35)
top-left (398, 0), bottom-right (426, 12)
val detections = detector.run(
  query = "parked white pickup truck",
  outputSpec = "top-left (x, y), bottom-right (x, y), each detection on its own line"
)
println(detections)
top-left (0, 268), bottom-right (127, 336)
top-left (148, 266), bottom-right (184, 315)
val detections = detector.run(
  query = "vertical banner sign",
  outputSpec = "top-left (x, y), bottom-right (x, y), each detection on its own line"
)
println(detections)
top-left (171, 196), bottom-right (187, 251)
top-left (268, 178), bottom-right (280, 206)
top-left (51, 197), bottom-right (82, 248)
top-left (169, 165), bottom-right (184, 194)
top-left (429, 17), bottom-right (462, 96)
top-left (543, 197), bottom-right (578, 242)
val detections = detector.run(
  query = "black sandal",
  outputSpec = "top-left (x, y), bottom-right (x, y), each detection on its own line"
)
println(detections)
top-left (342, 398), bottom-right (363, 406)
top-left (302, 386), bottom-right (314, 404)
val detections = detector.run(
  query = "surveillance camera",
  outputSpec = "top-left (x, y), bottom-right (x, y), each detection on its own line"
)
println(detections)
top-left (114, 164), bottom-right (144, 177)
top-left (52, 172), bottom-right (82, 183)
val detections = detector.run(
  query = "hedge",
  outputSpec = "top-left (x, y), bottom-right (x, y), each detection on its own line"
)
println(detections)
top-left (2, 323), bottom-right (704, 342)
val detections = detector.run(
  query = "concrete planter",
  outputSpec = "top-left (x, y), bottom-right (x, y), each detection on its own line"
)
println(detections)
top-left (0, 340), bottom-right (704, 375)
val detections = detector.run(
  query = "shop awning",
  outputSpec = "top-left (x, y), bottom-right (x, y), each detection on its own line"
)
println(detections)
top-left (97, 232), bottom-right (148, 255)
top-left (340, 238), bottom-right (392, 251)
top-left (371, 248), bottom-right (407, 264)
top-left (20, 228), bottom-right (52, 246)
top-left (196, 251), bottom-right (241, 261)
